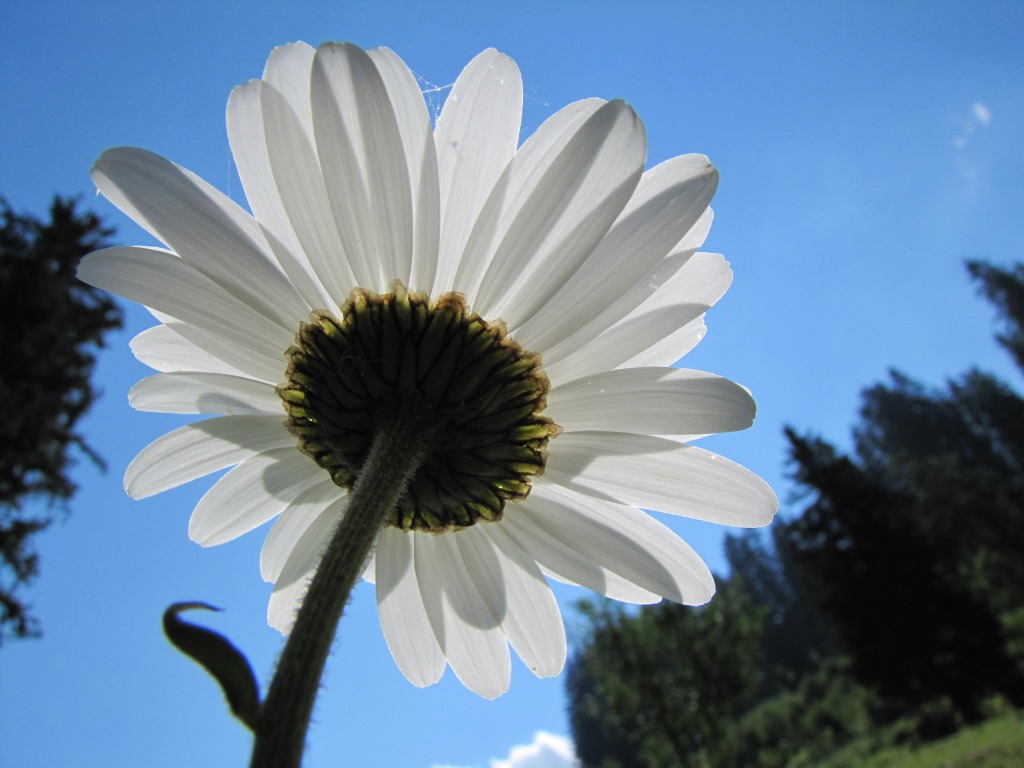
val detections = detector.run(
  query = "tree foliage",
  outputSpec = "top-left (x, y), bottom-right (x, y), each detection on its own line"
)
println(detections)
top-left (568, 532), bottom-right (836, 768)
top-left (967, 259), bottom-right (1024, 372)
top-left (568, 583), bottom-right (764, 768)
top-left (0, 196), bottom-right (122, 641)
top-left (567, 260), bottom-right (1024, 766)
top-left (723, 530), bottom-right (835, 702)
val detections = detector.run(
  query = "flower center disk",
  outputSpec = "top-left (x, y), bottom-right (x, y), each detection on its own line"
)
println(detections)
top-left (278, 282), bottom-right (559, 533)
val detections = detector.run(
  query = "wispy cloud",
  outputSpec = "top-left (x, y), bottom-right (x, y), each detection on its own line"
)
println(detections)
top-left (950, 100), bottom-right (994, 195)
top-left (953, 101), bottom-right (992, 148)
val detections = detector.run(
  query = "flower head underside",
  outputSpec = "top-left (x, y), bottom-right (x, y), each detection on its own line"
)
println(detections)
top-left (78, 41), bottom-right (778, 698)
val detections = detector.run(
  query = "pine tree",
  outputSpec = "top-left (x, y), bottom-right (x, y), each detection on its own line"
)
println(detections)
top-left (781, 259), bottom-right (1024, 716)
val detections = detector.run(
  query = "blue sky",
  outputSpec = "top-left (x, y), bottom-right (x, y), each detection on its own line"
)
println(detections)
top-left (2, 2), bottom-right (1022, 767)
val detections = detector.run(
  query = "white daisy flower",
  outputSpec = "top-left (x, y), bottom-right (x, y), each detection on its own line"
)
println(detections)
top-left (79, 42), bottom-right (777, 699)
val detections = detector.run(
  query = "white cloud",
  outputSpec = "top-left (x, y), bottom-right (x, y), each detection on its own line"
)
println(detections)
top-left (431, 731), bottom-right (579, 768)
top-left (490, 732), bottom-right (579, 768)
top-left (972, 102), bottom-right (992, 125)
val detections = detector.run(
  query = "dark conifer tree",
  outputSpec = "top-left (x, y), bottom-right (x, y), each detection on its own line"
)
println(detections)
top-left (780, 428), bottom-right (1021, 717)
top-left (781, 259), bottom-right (1024, 716)
top-left (0, 196), bottom-right (122, 641)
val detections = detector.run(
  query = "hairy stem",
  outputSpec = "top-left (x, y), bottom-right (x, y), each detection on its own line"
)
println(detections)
top-left (250, 401), bottom-right (440, 768)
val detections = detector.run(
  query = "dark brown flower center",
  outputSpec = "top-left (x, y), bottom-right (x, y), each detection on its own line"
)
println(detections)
top-left (277, 282), bottom-right (559, 532)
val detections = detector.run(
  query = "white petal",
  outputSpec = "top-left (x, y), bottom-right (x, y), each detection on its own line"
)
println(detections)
top-left (522, 481), bottom-right (715, 605)
top-left (544, 431), bottom-right (778, 527)
top-left (264, 495), bottom-right (379, 636)
top-left (368, 47), bottom-right (441, 293)
top-left (548, 367), bottom-right (755, 439)
top-left (458, 525), bottom-right (566, 678)
top-left (628, 316), bottom-right (707, 370)
top-left (227, 74), bottom-right (335, 311)
top-left (361, 551), bottom-right (377, 584)
top-left (260, 478), bottom-right (345, 581)
top-left (499, 512), bottom-right (660, 604)
top-left (267, 495), bottom-right (350, 634)
top-left (312, 43), bottom-right (412, 292)
top-left (129, 325), bottom-right (245, 377)
top-left (449, 98), bottom-right (602, 304)
top-left (188, 448), bottom-right (325, 546)
top-left (268, 575), bottom-right (308, 635)
top-left (544, 250), bottom-right (731, 382)
top-left (258, 41), bottom-right (354, 296)
top-left (90, 147), bottom-right (308, 326)
top-left (262, 42), bottom-right (317, 143)
top-left (556, 305), bottom-right (709, 386)
top-left (537, 248), bottom-right (696, 379)
top-left (124, 414), bottom-right (294, 499)
top-left (432, 49), bottom-right (522, 296)
top-left (678, 205), bottom-right (715, 252)
top-left (618, 253), bottom-right (733, 368)
top-left (156, 319), bottom-right (286, 385)
top-left (470, 100), bottom-right (646, 328)
top-left (129, 372), bottom-right (281, 415)
top-left (513, 154), bottom-right (716, 352)
top-left (375, 527), bottom-right (446, 686)
top-left (274, 496), bottom-right (349, 591)
top-left (415, 532), bottom-right (511, 698)
top-left (79, 246), bottom-right (293, 367)
top-left (257, 48), bottom-right (360, 303)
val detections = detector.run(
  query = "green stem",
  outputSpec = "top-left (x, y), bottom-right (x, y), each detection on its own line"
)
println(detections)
top-left (250, 401), bottom-right (440, 768)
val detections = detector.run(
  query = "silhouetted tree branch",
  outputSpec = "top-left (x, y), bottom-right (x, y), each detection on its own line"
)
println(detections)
top-left (0, 196), bottom-right (122, 641)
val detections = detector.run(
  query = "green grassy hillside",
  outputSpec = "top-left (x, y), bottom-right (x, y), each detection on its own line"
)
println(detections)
top-left (818, 709), bottom-right (1023, 768)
